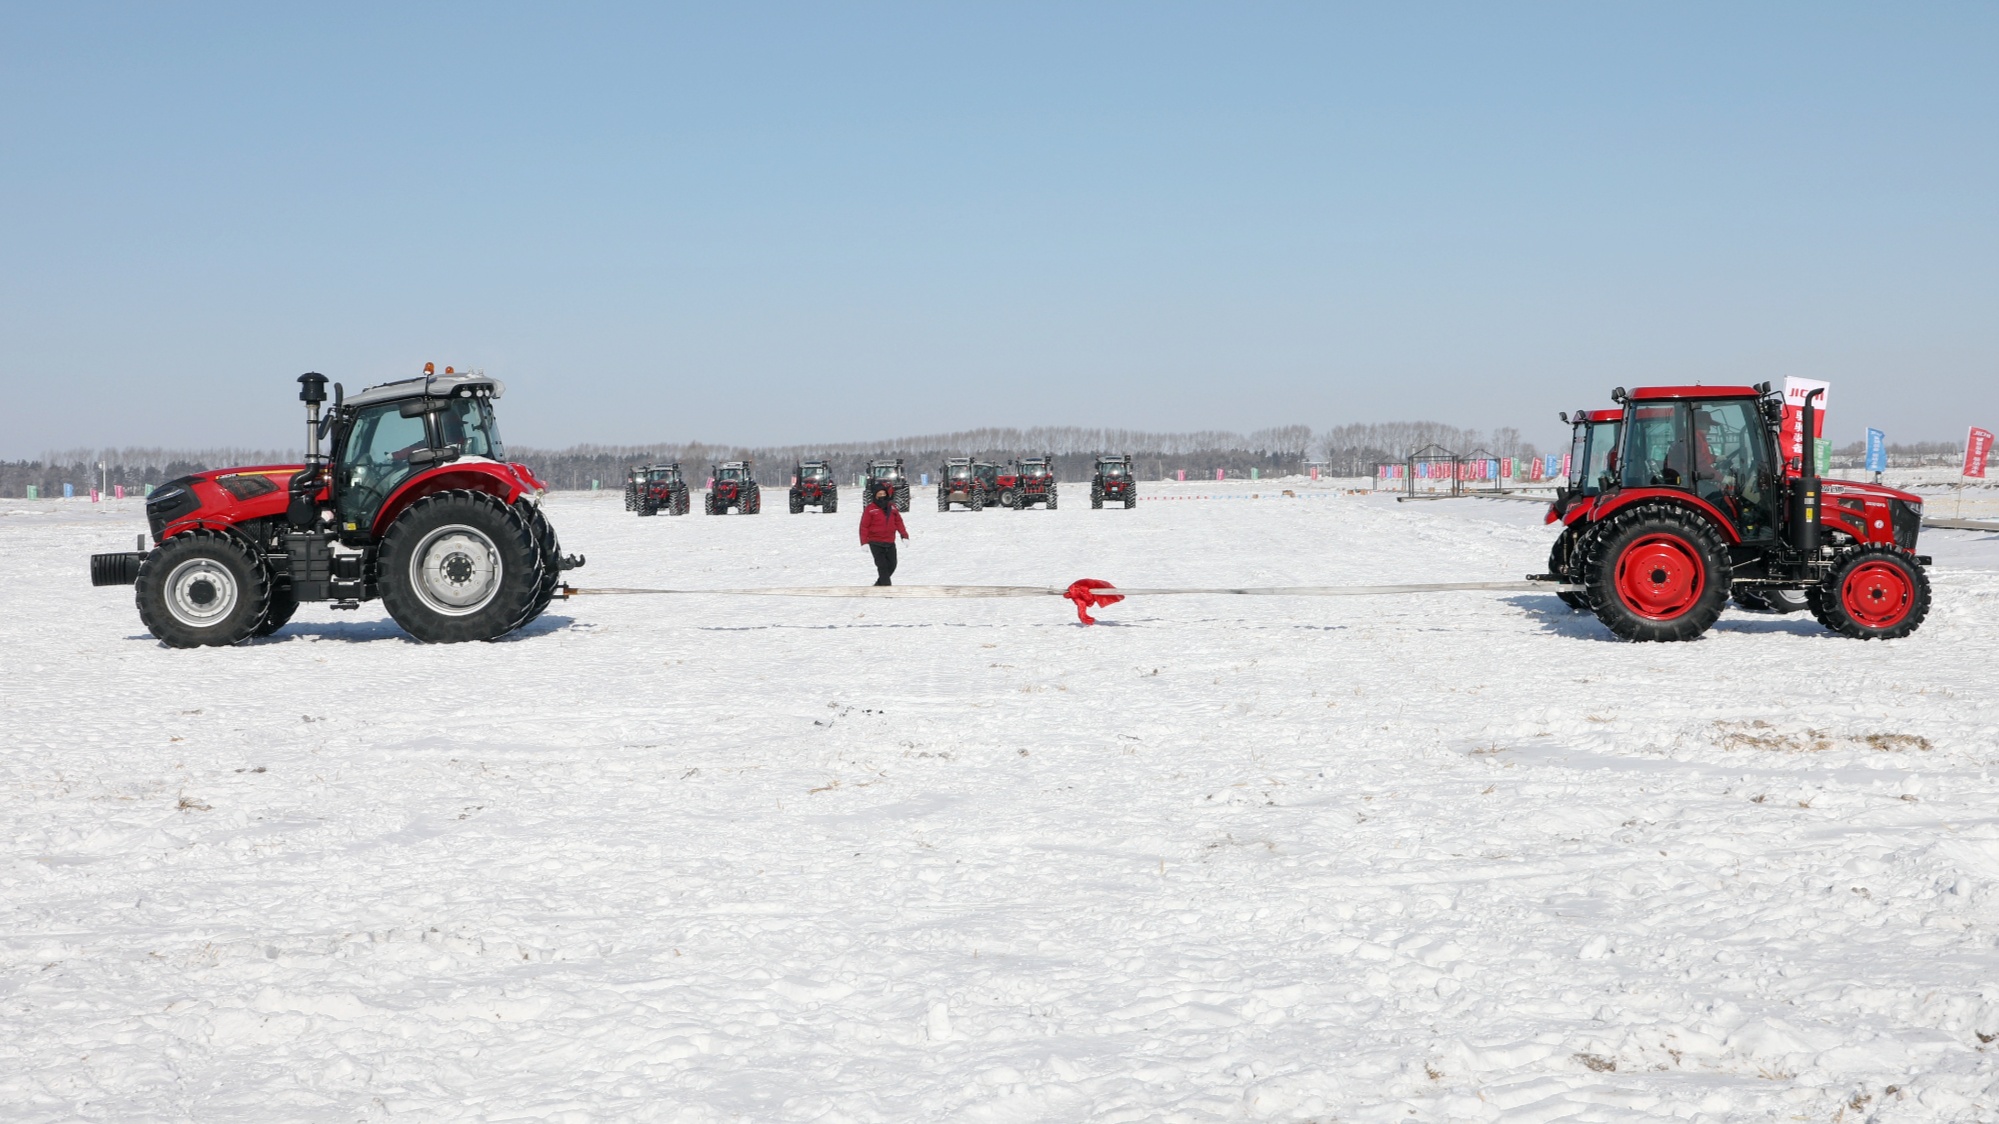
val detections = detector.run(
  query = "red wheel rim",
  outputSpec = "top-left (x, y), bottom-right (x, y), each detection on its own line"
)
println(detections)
top-left (1841, 560), bottom-right (1914, 629)
top-left (1614, 533), bottom-right (1705, 620)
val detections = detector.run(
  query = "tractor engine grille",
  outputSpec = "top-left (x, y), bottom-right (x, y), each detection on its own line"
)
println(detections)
top-left (146, 477), bottom-right (201, 539)
top-left (1890, 498), bottom-right (1921, 550)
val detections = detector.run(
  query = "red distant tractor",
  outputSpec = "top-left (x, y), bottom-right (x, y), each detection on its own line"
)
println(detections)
top-left (1544, 408), bottom-right (1622, 609)
top-left (706, 461), bottom-right (761, 514)
top-left (993, 464), bottom-right (1020, 507)
top-left (1543, 383), bottom-right (1929, 641)
top-left (790, 460), bottom-right (838, 513)
top-left (865, 458), bottom-right (911, 511)
top-left (632, 462), bottom-right (690, 517)
top-left (1091, 455), bottom-right (1136, 509)
top-left (937, 459), bottom-right (1000, 511)
top-left (88, 366), bottom-right (581, 646)
top-left (1012, 456), bottom-right (1057, 509)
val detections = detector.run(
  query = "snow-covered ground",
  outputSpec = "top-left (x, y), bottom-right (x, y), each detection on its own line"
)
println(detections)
top-left (5, 485), bottom-right (1998, 1122)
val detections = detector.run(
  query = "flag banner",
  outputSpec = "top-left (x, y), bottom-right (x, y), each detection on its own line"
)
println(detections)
top-left (1866, 428), bottom-right (1887, 474)
top-left (1966, 427), bottom-right (1994, 478)
top-left (1815, 439), bottom-right (1832, 475)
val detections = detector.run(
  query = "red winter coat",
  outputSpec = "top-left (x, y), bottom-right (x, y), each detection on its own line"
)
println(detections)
top-left (859, 503), bottom-right (909, 544)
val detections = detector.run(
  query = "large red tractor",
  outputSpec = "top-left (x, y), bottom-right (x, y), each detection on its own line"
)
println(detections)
top-left (706, 461), bottom-right (761, 514)
top-left (1544, 408), bottom-right (1622, 609)
top-left (1091, 455), bottom-right (1136, 509)
top-left (1012, 456), bottom-right (1056, 509)
top-left (1544, 383), bottom-right (1930, 641)
top-left (89, 367), bottom-right (582, 647)
top-left (790, 460), bottom-right (838, 513)
top-left (865, 458), bottom-right (911, 511)
top-left (633, 463), bottom-right (689, 517)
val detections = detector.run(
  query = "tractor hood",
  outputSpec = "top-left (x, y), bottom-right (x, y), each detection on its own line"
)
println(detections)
top-left (1822, 479), bottom-right (1921, 505)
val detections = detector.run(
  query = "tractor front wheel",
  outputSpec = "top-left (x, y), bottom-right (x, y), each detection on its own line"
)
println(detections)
top-left (379, 490), bottom-right (542, 643)
top-left (1582, 508), bottom-right (1730, 641)
top-left (1810, 548), bottom-right (1929, 640)
top-left (1000, 489), bottom-right (1017, 508)
top-left (135, 529), bottom-right (273, 648)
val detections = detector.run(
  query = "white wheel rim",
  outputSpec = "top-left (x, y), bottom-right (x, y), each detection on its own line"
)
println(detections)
top-left (410, 523), bottom-right (502, 616)
top-left (165, 557), bottom-right (240, 626)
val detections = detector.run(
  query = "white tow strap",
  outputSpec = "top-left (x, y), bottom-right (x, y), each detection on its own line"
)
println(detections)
top-left (560, 580), bottom-right (1578, 599)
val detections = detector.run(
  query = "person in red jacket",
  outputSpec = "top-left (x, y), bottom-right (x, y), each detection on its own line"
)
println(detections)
top-left (859, 484), bottom-right (910, 585)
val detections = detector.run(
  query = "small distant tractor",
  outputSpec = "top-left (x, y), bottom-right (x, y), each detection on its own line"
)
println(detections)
top-left (790, 460), bottom-right (838, 513)
top-left (633, 463), bottom-right (689, 517)
top-left (937, 459), bottom-right (1001, 511)
top-left (1544, 408), bottom-right (1622, 609)
top-left (88, 366), bottom-right (582, 646)
top-left (1542, 383), bottom-right (1930, 641)
top-left (1091, 455), bottom-right (1136, 509)
top-left (865, 458), bottom-right (911, 511)
top-left (993, 463), bottom-right (1020, 508)
top-left (706, 461), bottom-right (761, 515)
top-left (1012, 456), bottom-right (1056, 509)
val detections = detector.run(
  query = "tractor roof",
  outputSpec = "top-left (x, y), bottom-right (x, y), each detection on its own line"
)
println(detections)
top-left (347, 372), bottom-right (504, 410)
top-left (1585, 409), bottom-right (1621, 422)
top-left (1627, 385), bottom-right (1760, 401)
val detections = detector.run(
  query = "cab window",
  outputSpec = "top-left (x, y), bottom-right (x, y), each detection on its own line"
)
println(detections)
top-left (337, 404), bottom-right (430, 524)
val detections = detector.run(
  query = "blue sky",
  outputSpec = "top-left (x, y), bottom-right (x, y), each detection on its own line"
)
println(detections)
top-left (2, 3), bottom-right (1994, 456)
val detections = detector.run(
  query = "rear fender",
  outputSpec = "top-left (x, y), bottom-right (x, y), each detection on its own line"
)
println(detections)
top-left (372, 461), bottom-right (532, 537)
top-left (1589, 488), bottom-right (1742, 544)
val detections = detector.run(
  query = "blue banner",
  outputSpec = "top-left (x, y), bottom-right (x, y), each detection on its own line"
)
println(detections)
top-left (1866, 428), bottom-right (1886, 473)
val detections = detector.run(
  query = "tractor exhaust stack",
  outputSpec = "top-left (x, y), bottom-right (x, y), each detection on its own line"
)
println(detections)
top-left (298, 372), bottom-right (328, 467)
top-left (1792, 387), bottom-right (1824, 556)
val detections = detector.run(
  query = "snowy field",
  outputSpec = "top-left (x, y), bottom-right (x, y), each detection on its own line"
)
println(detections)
top-left (5, 484), bottom-right (1999, 1123)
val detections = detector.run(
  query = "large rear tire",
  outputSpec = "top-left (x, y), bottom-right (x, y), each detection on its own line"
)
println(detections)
top-left (135, 529), bottom-right (273, 648)
top-left (895, 483), bottom-right (910, 512)
top-left (637, 490), bottom-right (658, 516)
top-left (515, 502), bottom-right (564, 630)
top-left (1810, 547), bottom-right (1930, 640)
top-left (1582, 506), bottom-right (1731, 642)
top-left (379, 490), bottom-right (542, 643)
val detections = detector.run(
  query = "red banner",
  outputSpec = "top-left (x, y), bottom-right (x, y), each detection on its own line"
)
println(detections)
top-left (1966, 427), bottom-right (1994, 478)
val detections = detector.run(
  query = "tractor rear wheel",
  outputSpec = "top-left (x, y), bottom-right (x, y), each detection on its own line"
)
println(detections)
top-left (747, 484), bottom-right (762, 514)
top-left (379, 490), bottom-right (542, 643)
top-left (638, 491), bottom-right (658, 516)
top-left (1047, 489), bottom-right (1058, 510)
top-left (824, 493), bottom-right (837, 513)
top-left (791, 490), bottom-right (804, 514)
top-left (971, 489), bottom-right (985, 512)
top-left (895, 483), bottom-right (910, 511)
top-left (1581, 507), bottom-right (1731, 641)
top-left (136, 529), bottom-right (273, 648)
top-left (1810, 547), bottom-right (1930, 640)
top-left (515, 502), bottom-right (564, 630)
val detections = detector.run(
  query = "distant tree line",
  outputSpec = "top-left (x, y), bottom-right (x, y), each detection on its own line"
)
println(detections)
top-left (3, 423), bottom-right (1562, 496)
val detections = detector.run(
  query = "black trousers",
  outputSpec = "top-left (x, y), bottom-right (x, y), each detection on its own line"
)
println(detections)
top-left (868, 541), bottom-right (897, 586)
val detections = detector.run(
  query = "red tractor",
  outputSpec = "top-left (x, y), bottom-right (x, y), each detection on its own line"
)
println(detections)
top-left (939, 456), bottom-right (995, 508)
top-left (993, 464), bottom-right (1020, 508)
top-left (1544, 408), bottom-right (1622, 609)
top-left (706, 461), bottom-right (761, 514)
top-left (790, 460), bottom-right (838, 513)
top-left (865, 458), bottom-right (911, 511)
top-left (88, 367), bottom-right (581, 647)
top-left (1012, 456), bottom-right (1057, 509)
top-left (1091, 454), bottom-right (1136, 509)
top-left (1546, 383), bottom-right (1930, 641)
top-left (633, 462), bottom-right (689, 517)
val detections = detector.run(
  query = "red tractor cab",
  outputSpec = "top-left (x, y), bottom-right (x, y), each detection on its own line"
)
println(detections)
top-left (1548, 383), bottom-right (1929, 641)
top-left (88, 366), bottom-right (581, 647)
top-left (938, 458), bottom-right (989, 511)
top-left (633, 462), bottom-right (689, 517)
top-left (790, 460), bottom-right (838, 513)
top-left (1012, 456), bottom-right (1057, 509)
top-left (1091, 454), bottom-right (1136, 509)
top-left (706, 460), bottom-right (762, 514)
top-left (865, 458), bottom-right (911, 512)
